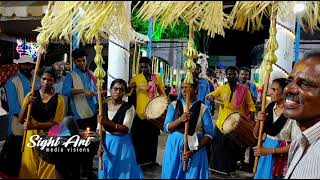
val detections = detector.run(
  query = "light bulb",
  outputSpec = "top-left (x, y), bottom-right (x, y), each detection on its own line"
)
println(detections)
top-left (142, 50), bottom-right (147, 57)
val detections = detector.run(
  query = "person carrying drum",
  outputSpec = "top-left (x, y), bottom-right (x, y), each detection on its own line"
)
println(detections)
top-left (206, 66), bottom-right (256, 176)
top-left (19, 66), bottom-right (65, 178)
top-left (238, 67), bottom-right (259, 172)
top-left (128, 57), bottom-right (165, 166)
top-left (252, 78), bottom-right (301, 179)
top-left (161, 79), bottom-right (214, 179)
top-left (97, 79), bottom-right (144, 179)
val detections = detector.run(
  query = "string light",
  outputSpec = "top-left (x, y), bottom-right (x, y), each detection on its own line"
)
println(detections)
top-left (16, 39), bottom-right (39, 59)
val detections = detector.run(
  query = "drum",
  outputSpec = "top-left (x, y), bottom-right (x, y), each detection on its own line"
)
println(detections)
top-left (221, 112), bottom-right (257, 147)
top-left (145, 96), bottom-right (169, 131)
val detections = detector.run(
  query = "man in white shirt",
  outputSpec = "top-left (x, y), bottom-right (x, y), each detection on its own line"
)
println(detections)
top-left (284, 50), bottom-right (320, 179)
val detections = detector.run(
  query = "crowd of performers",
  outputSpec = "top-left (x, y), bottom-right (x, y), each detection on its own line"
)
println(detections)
top-left (0, 48), bottom-right (320, 179)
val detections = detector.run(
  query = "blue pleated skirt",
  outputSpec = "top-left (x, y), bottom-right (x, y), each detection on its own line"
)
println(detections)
top-left (98, 133), bottom-right (144, 179)
top-left (254, 136), bottom-right (279, 179)
top-left (161, 131), bottom-right (209, 179)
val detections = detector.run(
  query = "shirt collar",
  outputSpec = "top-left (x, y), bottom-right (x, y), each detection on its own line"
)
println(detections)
top-left (180, 98), bottom-right (200, 107)
top-left (72, 64), bottom-right (87, 74)
top-left (302, 120), bottom-right (320, 145)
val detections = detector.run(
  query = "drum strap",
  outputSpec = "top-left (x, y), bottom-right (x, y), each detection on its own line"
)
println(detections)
top-left (103, 100), bottom-right (132, 125)
top-left (174, 100), bottom-right (201, 135)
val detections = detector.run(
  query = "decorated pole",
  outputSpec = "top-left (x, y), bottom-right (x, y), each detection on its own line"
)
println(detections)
top-left (132, 41), bottom-right (138, 76)
top-left (253, 6), bottom-right (278, 173)
top-left (21, 1), bottom-right (53, 152)
top-left (93, 35), bottom-right (106, 170)
top-left (136, 45), bottom-right (141, 74)
top-left (182, 21), bottom-right (197, 171)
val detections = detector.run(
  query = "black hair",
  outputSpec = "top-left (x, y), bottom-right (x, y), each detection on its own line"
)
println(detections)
top-left (110, 79), bottom-right (128, 92)
top-left (302, 50), bottom-right (320, 60)
top-left (240, 67), bottom-right (250, 73)
top-left (40, 66), bottom-right (57, 81)
top-left (72, 49), bottom-right (87, 60)
top-left (196, 63), bottom-right (201, 68)
top-left (225, 66), bottom-right (240, 75)
top-left (139, 57), bottom-right (151, 65)
top-left (272, 78), bottom-right (289, 90)
top-left (181, 78), bottom-right (198, 89)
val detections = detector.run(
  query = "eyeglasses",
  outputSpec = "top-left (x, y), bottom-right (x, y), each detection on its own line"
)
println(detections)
top-left (112, 87), bottom-right (125, 92)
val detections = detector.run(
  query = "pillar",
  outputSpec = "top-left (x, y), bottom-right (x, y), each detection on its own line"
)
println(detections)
top-left (107, 1), bottom-right (131, 96)
top-left (269, 13), bottom-right (296, 82)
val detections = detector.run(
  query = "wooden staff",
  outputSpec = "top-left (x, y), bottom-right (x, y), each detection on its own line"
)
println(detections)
top-left (183, 22), bottom-right (197, 171)
top-left (97, 81), bottom-right (104, 170)
top-left (93, 35), bottom-right (106, 170)
top-left (136, 45), bottom-right (141, 74)
top-left (21, 46), bottom-right (44, 152)
top-left (253, 8), bottom-right (278, 174)
top-left (21, 1), bottom-right (54, 152)
top-left (132, 41), bottom-right (137, 76)
top-left (151, 56), bottom-right (155, 74)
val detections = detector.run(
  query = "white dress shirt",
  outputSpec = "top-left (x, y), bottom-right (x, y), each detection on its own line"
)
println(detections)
top-left (285, 120), bottom-right (320, 179)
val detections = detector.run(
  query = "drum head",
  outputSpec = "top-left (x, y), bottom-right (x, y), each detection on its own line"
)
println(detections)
top-left (145, 96), bottom-right (169, 119)
top-left (222, 112), bottom-right (241, 134)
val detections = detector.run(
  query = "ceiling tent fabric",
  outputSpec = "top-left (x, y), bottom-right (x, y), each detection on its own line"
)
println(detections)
top-left (0, 1), bottom-right (48, 18)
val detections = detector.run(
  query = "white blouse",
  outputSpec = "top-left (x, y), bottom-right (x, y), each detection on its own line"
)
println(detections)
top-left (266, 103), bottom-right (301, 141)
top-left (96, 105), bottom-right (135, 133)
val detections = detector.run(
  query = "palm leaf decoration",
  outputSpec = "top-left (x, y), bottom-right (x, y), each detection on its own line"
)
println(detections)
top-left (34, 1), bottom-right (136, 44)
top-left (135, 1), bottom-right (230, 38)
top-left (229, 1), bottom-right (320, 32)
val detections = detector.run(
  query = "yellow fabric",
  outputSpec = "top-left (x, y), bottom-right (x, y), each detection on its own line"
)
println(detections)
top-left (210, 84), bottom-right (256, 131)
top-left (19, 92), bottom-right (65, 179)
top-left (130, 73), bottom-right (165, 120)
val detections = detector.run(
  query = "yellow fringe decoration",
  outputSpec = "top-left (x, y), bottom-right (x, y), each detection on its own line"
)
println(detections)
top-left (183, 22), bottom-right (197, 84)
top-left (93, 37), bottom-right (106, 86)
top-left (35, 1), bottom-right (135, 45)
top-left (229, 1), bottom-right (320, 32)
top-left (253, 5), bottom-right (279, 173)
top-left (135, 1), bottom-right (229, 38)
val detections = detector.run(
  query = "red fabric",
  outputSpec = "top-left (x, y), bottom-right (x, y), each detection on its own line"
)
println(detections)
top-left (148, 74), bottom-right (163, 99)
top-left (234, 84), bottom-right (249, 109)
top-left (0, 64), bottom-right (19, 85)
top-left (273, 140), bottom-right (288, 177)
top-left (0, 171), bottom-right (7, 178)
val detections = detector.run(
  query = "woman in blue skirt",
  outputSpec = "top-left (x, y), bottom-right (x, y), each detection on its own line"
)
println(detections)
top-left (253, 78), bottom-right (301, 179)
top-left (97, 79), bottom-right (143, 179)
top-left (161, 80), bottom-right (215, 179)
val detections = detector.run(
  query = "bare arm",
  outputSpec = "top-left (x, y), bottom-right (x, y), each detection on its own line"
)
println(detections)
top-left (167, 112), bottom-right (191, 132)
top-left (253, 143), bottom-right (290, 156)
top-left (18, 95), bottom-right (35, 124)
top-left (183, 136), bottom-right (211, 161)
top-left (253, 111), bottom-right (267, 138)
top-left (97, 115), bottom-right (129, 134)
top-left (71, 89), bottom-right (86, 95)
top-left (29, 122), bottom-right (58, 131)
